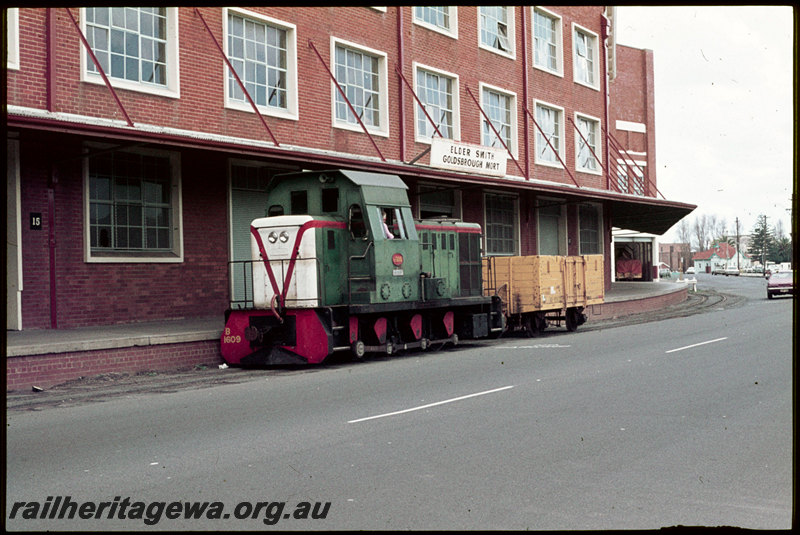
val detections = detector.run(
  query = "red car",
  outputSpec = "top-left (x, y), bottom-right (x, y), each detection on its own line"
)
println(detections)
top-left (767, 271), bottom-right (794, 299)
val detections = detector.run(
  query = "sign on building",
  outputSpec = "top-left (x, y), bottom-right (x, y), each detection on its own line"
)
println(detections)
top-left (429, 137), bottom-right (507, 177)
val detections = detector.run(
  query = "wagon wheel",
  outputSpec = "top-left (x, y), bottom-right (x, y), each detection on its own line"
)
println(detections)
top-left (523, 314), bottom-right (539, 337)
top-left (565, 308), bottom-right (579, 332)
top-left (535, 312), bottom-right (548, 333)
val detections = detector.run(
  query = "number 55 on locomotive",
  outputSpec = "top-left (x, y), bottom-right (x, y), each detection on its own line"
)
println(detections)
top-left (221, 169), bottom-right (506, 365)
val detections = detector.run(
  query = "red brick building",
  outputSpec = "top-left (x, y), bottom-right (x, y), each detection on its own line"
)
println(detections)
top-left (6, 6), bottom-right (694, 335)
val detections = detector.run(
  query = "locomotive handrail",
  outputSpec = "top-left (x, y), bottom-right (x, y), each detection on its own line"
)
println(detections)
top-left (227, 257), bottom-right (324, 310)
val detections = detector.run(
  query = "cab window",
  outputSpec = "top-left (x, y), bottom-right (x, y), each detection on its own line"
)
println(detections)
top-left (349, 204), bottom-right (367, 240)
top-left (377, 206), bottom-right (408, 240)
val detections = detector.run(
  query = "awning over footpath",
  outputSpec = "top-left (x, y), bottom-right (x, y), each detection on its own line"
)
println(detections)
top-left (9, 107), bottom-right (696, 236)
top-left (604, 195), bottom-right (695, 235)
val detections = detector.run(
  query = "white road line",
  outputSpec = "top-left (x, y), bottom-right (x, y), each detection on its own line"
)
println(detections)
top-left (665, 337), bottom-right (728, 354)
top-left (348, 385), bottom-right (515, 424)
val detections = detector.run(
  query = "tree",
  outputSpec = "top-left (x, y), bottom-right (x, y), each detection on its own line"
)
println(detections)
top-left (747, 214), bottom-right (773, 265)
top-left (675, 219), bottom-right (693, 270)
top-left (770, 235), bottom-right (792, 263)
top-left (692, 214), bottom-right (710, 252)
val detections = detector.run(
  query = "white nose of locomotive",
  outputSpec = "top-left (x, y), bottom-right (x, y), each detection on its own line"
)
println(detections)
top-left (250, 215), bottom-right (319, 309)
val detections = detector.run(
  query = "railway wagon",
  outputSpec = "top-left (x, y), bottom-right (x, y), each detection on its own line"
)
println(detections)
top-left (221, 169), bottom-right (505, 365)
top-left (483, 254), bottom-right (604, 336)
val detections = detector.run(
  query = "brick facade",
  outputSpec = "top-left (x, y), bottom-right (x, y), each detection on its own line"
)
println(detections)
top-left (7, 6), bottom-right (692, 338)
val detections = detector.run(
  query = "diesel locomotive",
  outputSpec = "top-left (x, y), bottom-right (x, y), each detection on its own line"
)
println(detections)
top-left (221, 169), bottom-right (506, 365)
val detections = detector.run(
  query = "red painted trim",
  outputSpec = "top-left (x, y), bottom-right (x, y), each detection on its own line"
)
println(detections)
top-left (410, 314), bottom-right (422, 340)
top-left (415, 224), bottom-right (482, 234)
top-left (250, 226), bottom-right (282, 303)
top-left (308, 39), bottom-right (386, 162)
top-left (373, 317), bottom-right (387, 343)
top-left (251, 220), bottom-right (347, 309)
top-left (280, 220), bottom-right (346, 305)
top-left (64, 8), bottom-right (134, 127)
top-left (194, 8), bottom-right (280, 147)
top-left (443, 311), bottom-right (454, 336)
top-left (349, 316), bottom-right (359, 344)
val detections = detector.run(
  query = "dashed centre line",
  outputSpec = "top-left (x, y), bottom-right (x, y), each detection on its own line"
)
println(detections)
top-left (666, 337), bottom-right (728, 354)
top-left (348, 385), bottom-right (515, 424)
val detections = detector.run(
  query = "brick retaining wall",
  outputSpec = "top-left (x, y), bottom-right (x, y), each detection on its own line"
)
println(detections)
top-left (587, 286), bottom-right (688, 321)
top-left (6, 341), bottom-right (224, 392)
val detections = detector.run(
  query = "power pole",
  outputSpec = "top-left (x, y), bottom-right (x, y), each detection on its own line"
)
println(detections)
top-left (735, 217), bottom-right (740, 270)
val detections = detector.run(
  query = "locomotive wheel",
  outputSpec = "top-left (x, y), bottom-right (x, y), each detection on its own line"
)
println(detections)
top-left (351, 340), bottom-right (365, 359)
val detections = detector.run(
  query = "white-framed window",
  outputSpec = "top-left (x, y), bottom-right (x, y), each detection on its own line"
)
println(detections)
top-left (479, 6), bottom-right (515, 58)
top-left (413, 6), bottom-right (458, 38)
top-left (534, 101), bottom-right (564, 166)
top-left (224, 8), bottom-right (298, 121)
top-left (484, 191), bottom-right (518, 256)
top-left (573, 24), bottom-right (599, 89)
top-left (414, 63), bottom-right (459, 143)
top-left (331, 37), bottom-right (389, 137)
top-left (6, 8), bottom-right (19, 70)
top-left (81, 7), bottom-right (180, 98)
top-left (579, 203), bottom-right (603, 255)
top-left (532, 7), bottom-right (562, 76)
top-left (575, 113), bottom-right (601, 173)
top-left (480, 83), bottom-right (517, 156)
top-left (84, 145), bottom-right (183, 263)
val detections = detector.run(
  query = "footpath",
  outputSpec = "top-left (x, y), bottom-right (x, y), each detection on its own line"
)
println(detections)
top-left (6, 279), bottom-right (696, 393)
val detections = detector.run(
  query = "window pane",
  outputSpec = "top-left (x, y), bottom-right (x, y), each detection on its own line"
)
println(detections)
top-left (89, 151), bottom-right (172, 251)
top-left (87, 7), bottom-right (168, 86)
top-left (485, 194), bottom-right (516, 255)
top-left (334, 45), bottom-right (381, 127)
top-left (227, 13), bottom-right (288, 110)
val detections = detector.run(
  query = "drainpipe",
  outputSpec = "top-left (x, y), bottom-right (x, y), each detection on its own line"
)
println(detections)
top-left (47, 9), bottom-right (58, 327)
top-left (47, 9), bottom-right (56, 111)
top-left (520, 6), bottom-right (530, 180)
top-left (601, 11), bottom-right (613, 288)
top-left (397, 7), bottom-right (406, 162)
top-left (601, 12), bottom-right (611, 192)
top-left (48, 165), bottom-right (58, 329)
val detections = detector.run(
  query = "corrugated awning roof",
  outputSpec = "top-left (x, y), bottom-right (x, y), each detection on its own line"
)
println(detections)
top-left (604, 196), bottom-right (696, 235)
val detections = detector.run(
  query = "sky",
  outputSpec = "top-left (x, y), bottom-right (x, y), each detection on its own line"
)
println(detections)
top-left (614, 6), bottom-right (795, 241)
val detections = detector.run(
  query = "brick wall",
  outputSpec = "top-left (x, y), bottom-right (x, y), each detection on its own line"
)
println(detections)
top-left (6, 341), bottom-right (224, 391)
top-left (609, 44), bottom-right (657, 191)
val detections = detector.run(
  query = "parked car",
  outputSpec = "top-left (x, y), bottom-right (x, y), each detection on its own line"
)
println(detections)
top-left (685, 266), bottom-right (696, 275)
top-left (658, 262), bottom-right (671, 278)
top-left (767, 271), bottom-right (794, 299)
top-left (723, 266), bottom-right (740, 276)
top-left (712, 266), bottom-right (725, 275)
